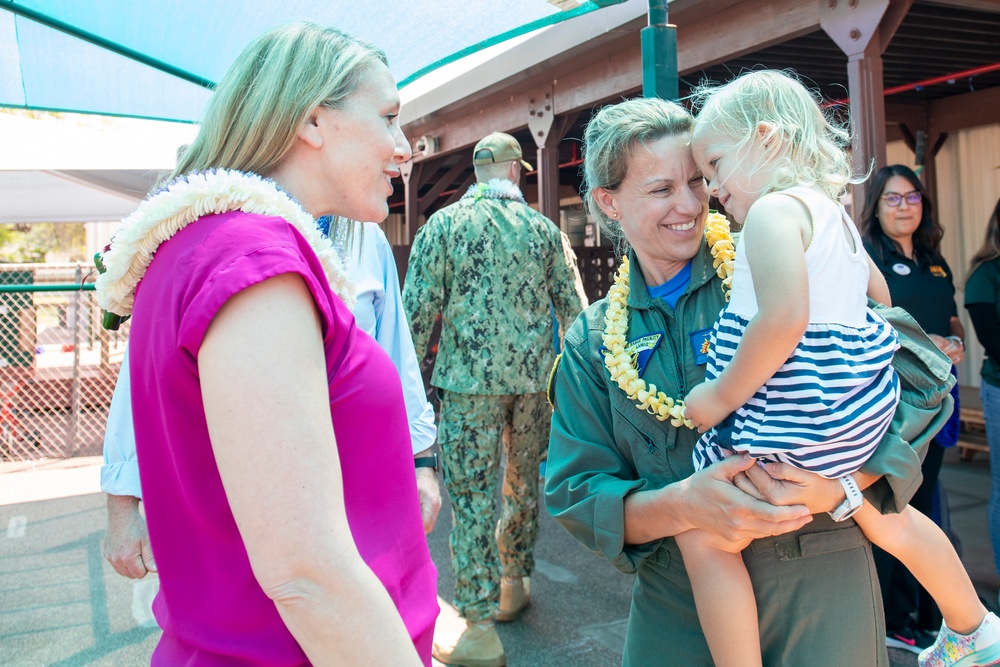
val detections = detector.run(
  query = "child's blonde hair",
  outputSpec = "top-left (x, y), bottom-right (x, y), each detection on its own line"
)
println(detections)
top-left (692, 70), bottom-right (858, 199)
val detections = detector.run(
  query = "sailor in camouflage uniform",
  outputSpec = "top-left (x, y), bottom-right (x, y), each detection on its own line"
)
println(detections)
top-left (404, 132), bottom-right (586, 667)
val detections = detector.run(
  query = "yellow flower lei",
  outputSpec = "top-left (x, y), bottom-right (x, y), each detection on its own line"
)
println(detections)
top-left (602, 212), bottom-right (735, 427)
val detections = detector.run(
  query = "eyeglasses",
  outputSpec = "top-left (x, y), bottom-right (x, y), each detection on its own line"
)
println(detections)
top-left (881, 191), bottom-right (922, 207)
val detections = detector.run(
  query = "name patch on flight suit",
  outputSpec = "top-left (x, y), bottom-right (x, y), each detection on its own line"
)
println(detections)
top-left (690, 327), bottom-right (713, 366)
top-left (625, 334), bottom-right (663, 377)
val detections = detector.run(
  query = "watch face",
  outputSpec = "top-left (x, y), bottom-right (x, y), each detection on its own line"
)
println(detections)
top-left (832, 502), bottom-right (860, 522)
top-left (830, 475), bottom-right (864, 522)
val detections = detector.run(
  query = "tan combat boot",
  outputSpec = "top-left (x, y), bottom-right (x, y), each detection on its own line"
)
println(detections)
top-left (497, 576), bottom-right (531, 622)
top-left (432, 620), bottom-right (506, 667)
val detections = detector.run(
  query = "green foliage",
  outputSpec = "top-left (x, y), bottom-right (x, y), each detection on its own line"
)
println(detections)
top-left (0, 226), bottom-right (16, 250)
top-left (0, 224), bottom-right (87, 263)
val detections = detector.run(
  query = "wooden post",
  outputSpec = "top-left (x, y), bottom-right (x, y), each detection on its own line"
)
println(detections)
top-left (922, 130), bottom-right (948, 206)
top-left (845, 38), bottom-right (887, 209)
top-left (528, 88), bottom-right (558, 223)
top-left (821, 0), bottom-right (912, 212)
top-left (529, 90), bottom-right (578, 225)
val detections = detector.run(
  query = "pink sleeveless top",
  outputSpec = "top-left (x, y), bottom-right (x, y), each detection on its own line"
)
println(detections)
top-left (129, 210), bottom-right (438, 665)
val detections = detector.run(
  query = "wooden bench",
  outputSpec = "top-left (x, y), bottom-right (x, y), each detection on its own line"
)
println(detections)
top-left (958, 384), bottom-right (989, 460)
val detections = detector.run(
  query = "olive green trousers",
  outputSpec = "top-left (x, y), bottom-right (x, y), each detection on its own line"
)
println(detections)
top-left (624, 514), bottom-right (888, 666)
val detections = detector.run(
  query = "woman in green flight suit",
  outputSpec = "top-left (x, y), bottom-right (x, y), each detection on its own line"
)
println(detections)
top-left (544, 97), bottom-right (945, 666)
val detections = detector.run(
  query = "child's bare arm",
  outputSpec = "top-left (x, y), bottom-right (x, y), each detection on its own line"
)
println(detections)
top-left (867, 255), bottom-right (892, 306)
top-left (686, 194), bottom-right (811, 430)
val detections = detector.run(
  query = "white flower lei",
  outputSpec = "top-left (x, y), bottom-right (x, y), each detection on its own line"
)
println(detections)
top-left (462, 178), bottom-right (526, 203)
top-left (96, 169), bottom-right (354, 318)
top-left (602, 212), bottom-right (735, 427)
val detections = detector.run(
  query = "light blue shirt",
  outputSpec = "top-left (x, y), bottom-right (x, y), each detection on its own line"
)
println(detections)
top-left (101, 223), bottom-right (437, 498)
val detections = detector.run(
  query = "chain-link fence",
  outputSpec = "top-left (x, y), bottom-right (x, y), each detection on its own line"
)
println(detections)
top-left (0, 263), bottom-right (127, 462)
top-left (0, 248), bottom-right (616, 462)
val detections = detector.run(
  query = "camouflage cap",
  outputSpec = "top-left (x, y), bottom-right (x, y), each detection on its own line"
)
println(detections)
top-left (473, 132), bottom-right (533, 171)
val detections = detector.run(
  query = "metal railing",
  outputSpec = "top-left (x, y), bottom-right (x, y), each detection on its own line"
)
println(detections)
top-left (0, 249), bottom-right (618, 462)
top-left (0, 263), bottom-right (128, 462)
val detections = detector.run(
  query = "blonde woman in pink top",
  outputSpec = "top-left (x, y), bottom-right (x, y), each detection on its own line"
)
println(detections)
top-left (96, 23), bottom-right (438, 666)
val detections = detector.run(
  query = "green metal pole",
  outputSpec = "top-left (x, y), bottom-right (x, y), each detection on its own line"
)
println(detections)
top-left (641, 0), bottom-right (679, 101)
top-left (0, 1), bottom-right (215, 89)
top-left (0, 284), bottom-right (95, 293)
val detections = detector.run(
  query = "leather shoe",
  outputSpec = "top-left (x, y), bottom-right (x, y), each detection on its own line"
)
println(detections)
top-left (432, 621), bottom-right (506, 667)
top-left (497, 576), bottom-right (531, 622)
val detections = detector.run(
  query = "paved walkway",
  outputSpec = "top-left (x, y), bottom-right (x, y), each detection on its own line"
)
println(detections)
top-left (0, 449), bottom-right (996, 666)
top-left (0, 458), bottom-right (158, 666)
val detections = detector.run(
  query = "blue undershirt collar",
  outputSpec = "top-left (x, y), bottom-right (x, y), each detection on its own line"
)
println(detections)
top-left (647, 262), bottom-right (692, 307)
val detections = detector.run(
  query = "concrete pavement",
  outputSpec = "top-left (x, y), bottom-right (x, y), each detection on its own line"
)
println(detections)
top-left (0, 456), bottom-right (634, 666)
top-left (0, 488), bottom-right (160, 665)
top-left (1, 448), bottom-right (997, 666)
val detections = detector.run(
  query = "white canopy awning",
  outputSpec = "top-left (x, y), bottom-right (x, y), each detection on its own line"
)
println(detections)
top-left (0, 169), bottom-right (160, 224)
top-left (0, 110), bottom-right (197, 223)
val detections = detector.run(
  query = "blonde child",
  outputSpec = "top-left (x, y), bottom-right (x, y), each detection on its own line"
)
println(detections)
top-left (681, 69), bottom-right (1000, 667)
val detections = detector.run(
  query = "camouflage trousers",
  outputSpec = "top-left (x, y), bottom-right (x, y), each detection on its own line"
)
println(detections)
top-left (437, 390), bottom-right (550, 622)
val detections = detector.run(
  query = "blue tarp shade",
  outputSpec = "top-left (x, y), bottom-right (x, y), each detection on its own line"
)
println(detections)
top-left (0, 11), bottom-right (211, 122)
top-left (0, 0), bottom-right (610, 122)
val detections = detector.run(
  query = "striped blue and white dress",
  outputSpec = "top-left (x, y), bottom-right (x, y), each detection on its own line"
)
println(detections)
top-left (692, 186), bottom-right (900, 479)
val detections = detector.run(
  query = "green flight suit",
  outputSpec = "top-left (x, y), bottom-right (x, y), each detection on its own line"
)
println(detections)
top-left (545, 244), bottom-right (950, 666)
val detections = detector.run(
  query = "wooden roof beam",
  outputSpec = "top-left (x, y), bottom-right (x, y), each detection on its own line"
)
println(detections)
top-left (403, 0), bottom-right (825, 163)
top-left (676, 0), bottom-right (820, 71)
top-left (929, 85), bottom-right (1000, 134)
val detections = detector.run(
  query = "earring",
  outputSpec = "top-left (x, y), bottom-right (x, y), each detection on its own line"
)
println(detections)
top-left (611, 212), bottom-right (619, 219)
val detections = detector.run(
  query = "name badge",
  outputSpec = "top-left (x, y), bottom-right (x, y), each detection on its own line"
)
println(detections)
top-left (892, 263), bottom-right (911, 276)
top-left (690, 327), bottom-right (713, 366)
top-left (929, 265), bottom-right (948, 278)
top-left (626, 334), bottom-right (663, 377)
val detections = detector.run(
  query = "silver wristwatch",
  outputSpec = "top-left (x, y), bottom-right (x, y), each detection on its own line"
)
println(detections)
top-left (828, 474), bottom-right (864, 522)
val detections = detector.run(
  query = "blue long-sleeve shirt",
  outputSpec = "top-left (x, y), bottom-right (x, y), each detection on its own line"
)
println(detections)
top-left (101, 223), bottom-right (437, 498)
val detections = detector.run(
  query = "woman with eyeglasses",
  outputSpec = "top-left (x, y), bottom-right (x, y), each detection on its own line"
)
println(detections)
top-left (860, 163), bottom-right (966, 655)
